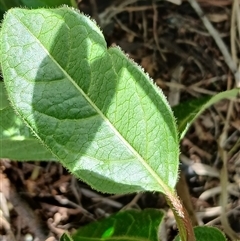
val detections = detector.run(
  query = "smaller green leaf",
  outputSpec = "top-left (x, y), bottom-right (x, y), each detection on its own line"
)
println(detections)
top-left (70, 209), bottom-right (164, 241)
top-left (20, 0), bottom-right (77, 8)
top-left (0, 106), bottom-right (55, 160)
top-left (61, 233), bottom-right (74, 241)
top-left (174, 226), bottom-right (227, 241)
top-left (173, 88), bottom-right (239, 139)
top-left (0, 82), bottom-right (9, 110)
top-left (0, 139), bottom-right (55, 160)
top-left (0, 0), bottom-right (76, 11)
top-left (0, 82), bottom-right (54, 160)
top-left (70, 0), bottom-right (77, 7)
top-left (0, 0), bottom-right (21, 11)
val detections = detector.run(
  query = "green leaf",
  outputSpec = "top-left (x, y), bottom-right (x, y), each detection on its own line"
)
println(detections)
top-left (0, 82), bottom-right (9, 110)
top-left (68, 209), bottom-right (164, 241)
top-left (0, 82), bottom-right (54, 160)
top-left (20, 0), bottom-right (77, 8)
top-left (172, 88), bottom-right (239, 139)
top-left (0, 7), bottom-right (179, 194)
top-left (0, 105), bottom-right (55, 160)
top-left (0, 0), bottom-right (76, 10)
top-left (174, 226), bottom-right (227, 241)
top-left (0, 139), bottom-right (55, 160)
top-left (61, 233), bottom-right (74, 241)
top-left (0, 0), bottom-right (21, 11)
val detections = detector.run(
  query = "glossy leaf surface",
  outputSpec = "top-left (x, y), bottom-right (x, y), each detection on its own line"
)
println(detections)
top-left (1, 7), bottom-right (179, 194)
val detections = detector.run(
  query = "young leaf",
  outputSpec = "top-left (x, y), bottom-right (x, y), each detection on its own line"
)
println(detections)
top-left (172, 88), bottom-right (239, 139)
top-left (0, 7), bottom-right (179, 194)
top-left (174, 226), bottom-right (227, 241)
top-left (68, 209), bottom-right (164, 241)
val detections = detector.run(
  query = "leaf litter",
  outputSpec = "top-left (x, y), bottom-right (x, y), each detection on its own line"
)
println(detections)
top-left (0, 0), bottom-right (240, 240)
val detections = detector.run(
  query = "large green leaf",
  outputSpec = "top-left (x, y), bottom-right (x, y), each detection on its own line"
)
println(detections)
top-left (0, 7), bottom-right (179, 194)
top-left (173, 88), bottom-right (239, 139)
top-left (66, 209), bottom-right (164, 241)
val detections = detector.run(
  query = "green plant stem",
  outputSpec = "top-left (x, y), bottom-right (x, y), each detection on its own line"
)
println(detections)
top-left (176, 171), bottom-right (198, 226)
top-left (166, 191), bottom-right (196, 241)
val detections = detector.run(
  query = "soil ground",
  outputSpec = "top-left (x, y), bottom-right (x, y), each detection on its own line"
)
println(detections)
top-left (0, 0), bottom-right (240, 240)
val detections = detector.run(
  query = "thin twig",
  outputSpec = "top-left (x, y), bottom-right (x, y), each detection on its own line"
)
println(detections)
top-left (166, 0), bottom-right (182, 5)
top-left (121, 193), bottom-right (142, 210)
top-left (218, 98), bottom-right (240, 240)
top-left (54, 195), bottom-right (93, 217)
top-left (98, 0), bottom-right (139, 28)
top-left (230, 0), bottom-right (238, 65)
top-left (205, 205), bottom-right (240, 226)
top-left (236, 0), bottom-right (240, 42)
top-left (188, 0), bottom-right (240, 87)
top-left (152, 2), bottom-right (166, 61)
top-left (176, 172), bottom-right (199, 226)
top-left (89, 0), bottom-right (99, 23)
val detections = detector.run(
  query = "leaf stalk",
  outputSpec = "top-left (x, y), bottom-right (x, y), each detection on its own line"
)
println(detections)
top-left (166, 191), bottom-right (196, 241)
